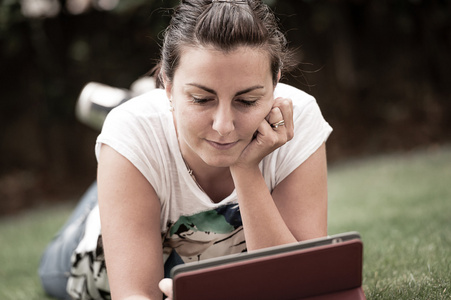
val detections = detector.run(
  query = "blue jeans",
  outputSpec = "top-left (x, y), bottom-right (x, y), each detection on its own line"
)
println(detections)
top-left (38, 182), bottom-right (98, 300)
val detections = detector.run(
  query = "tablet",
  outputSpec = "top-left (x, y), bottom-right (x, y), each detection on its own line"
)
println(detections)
top-left (171, 232), bottom-right (366, 300)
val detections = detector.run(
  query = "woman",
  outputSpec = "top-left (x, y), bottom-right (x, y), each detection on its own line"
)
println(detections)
top-left (39, 0), bottom-right (332, 299)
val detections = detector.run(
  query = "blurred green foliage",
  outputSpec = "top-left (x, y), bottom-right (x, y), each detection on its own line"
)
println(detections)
top-left (0, 0), bottom-right (450, 211)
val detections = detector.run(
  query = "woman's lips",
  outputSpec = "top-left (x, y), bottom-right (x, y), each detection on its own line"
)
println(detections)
top-left (206, 140), bottom-right (238, 150)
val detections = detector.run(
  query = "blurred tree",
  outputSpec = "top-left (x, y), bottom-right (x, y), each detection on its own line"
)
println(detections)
top-left (269, 0), bottom-right (451, 158)
top-left (0, 0), bottom-right (177, 212)
top-left (0, 0), bottom-right (450, 213)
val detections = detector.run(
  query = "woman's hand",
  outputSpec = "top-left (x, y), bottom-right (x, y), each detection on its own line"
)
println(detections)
top-left (159, 278), bottom-right (173, 300)
top-left (232, 97), bottom-right (294, 170)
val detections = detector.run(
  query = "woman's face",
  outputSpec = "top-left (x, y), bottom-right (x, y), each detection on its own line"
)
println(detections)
top-left (165, 46), bottom-right (276, 168)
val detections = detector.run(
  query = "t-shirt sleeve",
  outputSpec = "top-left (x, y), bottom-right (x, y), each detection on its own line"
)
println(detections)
top-left (94, 96), bottom-right (169, 195)
top-left (263, 85), bottom-right (333, 189)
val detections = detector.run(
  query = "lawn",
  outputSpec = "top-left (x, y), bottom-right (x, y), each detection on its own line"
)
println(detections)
top-left (0, 203), bottom-right (73, 300)
top-left (0, 145), bottom-right (450, 299)
top-left (328, 145), bottom-right (451, 299)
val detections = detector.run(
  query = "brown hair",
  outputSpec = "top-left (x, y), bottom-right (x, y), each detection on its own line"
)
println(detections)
top-left (154, 0), bottom-right (296, 87)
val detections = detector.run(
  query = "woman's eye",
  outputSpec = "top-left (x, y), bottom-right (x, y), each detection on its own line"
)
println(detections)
top-left (237, 99), bottom-right (258, 107)
top-left (191, 97), bottom-right (213, 104)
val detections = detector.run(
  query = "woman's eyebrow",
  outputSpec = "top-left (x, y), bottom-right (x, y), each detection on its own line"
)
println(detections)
top-left (186, 83), bottom-right (216, 95)
top-left (236, 85), bottom-right (265, 96)
top-left (186, 83), bottom-right (265, 97)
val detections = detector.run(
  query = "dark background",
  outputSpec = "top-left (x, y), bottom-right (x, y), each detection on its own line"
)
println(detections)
top-left (1, 0), bottom-right (450, 214)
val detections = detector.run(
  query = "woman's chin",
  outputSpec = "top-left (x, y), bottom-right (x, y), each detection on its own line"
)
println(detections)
top-left (202, 155), bottom-right (239, 168)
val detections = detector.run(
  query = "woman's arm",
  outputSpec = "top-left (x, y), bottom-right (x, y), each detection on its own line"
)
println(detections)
top-left (230, 97), bottom-right (328, 251)
top-left (271, 142), bottom-right (328, 240)
top-left (231, 143), bottom-right (328, 251)
top-left (97, 144), bottom-right (164, 300)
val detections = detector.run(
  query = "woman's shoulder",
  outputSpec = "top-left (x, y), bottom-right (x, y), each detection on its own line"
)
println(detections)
top-left (274, 83), bottom-right (316, 105)
top-left (116, 88), bottom-right (169, 114)
top-left (100, 88), bottom-right (172, 140)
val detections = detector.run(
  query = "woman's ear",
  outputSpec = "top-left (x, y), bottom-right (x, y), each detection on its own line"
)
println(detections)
top-left (162, 73), bottom-right (173, 100)
top-left (273, 70), bottom-right (281, 90)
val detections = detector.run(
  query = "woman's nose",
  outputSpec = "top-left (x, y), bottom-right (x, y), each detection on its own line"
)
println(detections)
top-left (212, 105), bottom-right (235, 137)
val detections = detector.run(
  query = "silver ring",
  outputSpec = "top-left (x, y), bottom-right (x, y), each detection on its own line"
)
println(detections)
top-left (270, 120), bottom-right (285, 129)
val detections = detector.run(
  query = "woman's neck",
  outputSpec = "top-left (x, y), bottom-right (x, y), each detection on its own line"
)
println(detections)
top-left (195, 167), bottom-right (234, 203)
top-left (182, 153), bottom-right (235, 203)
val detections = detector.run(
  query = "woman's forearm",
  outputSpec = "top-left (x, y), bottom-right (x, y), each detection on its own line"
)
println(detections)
top-left (230, 165), bottom-right (297, 251)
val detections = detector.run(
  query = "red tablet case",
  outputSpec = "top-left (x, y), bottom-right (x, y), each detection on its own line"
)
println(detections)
top-left (172, 239), bottom-right (365, 300)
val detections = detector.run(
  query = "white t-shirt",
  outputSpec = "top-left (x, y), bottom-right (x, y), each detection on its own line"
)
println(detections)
top-left (67, 83), bottom-right (332, 298)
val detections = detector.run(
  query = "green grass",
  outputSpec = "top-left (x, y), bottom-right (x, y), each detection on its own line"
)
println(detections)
top-left (328, 145), bottom-right (451, 299)
top-left (0, 146), bottom-right (450, 299)
top-left (0, 204), bottom-right (74, 300)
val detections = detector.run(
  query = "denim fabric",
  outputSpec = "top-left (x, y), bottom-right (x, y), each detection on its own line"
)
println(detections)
top-left (38, 182), bottom-right (98, 300)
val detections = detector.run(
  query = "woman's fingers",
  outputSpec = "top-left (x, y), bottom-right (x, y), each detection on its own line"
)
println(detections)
top-left (272, 97), bottom-right (294, 140)
top-left (266, 107), bottom-right (284, 130)
top-left (233, 97), bottom-right (294, 168)
top-left (265, 98), bottom-right (294, 141)
top-left (159, 278), bottom-right (173, 300)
